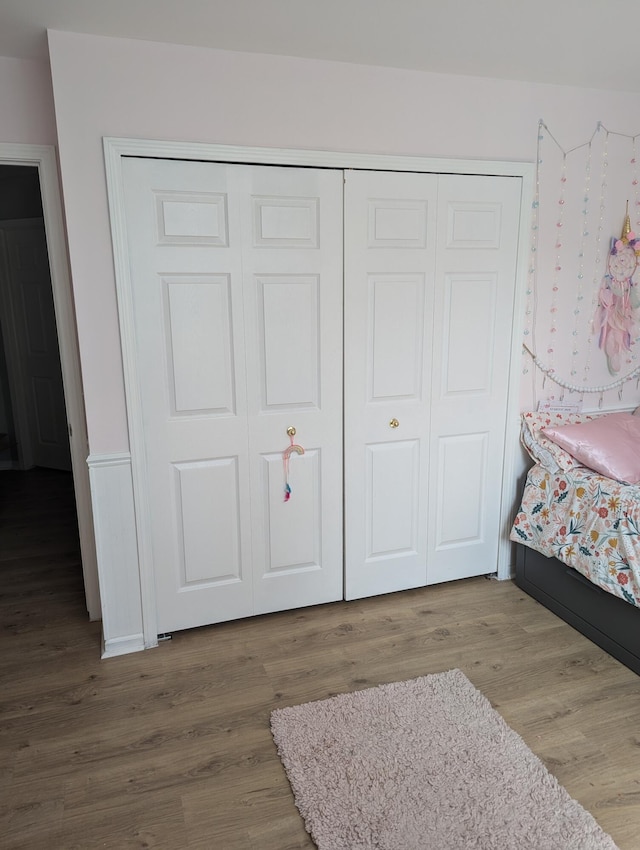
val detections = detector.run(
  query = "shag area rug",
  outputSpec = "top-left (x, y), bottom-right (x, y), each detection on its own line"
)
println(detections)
top-left (270, 669), bottom-right (618, 850)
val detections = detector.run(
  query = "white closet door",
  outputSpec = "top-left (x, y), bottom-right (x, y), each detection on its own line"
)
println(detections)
top-left (344, 170), bottom-right (522, 600)
top-left (427, 174), bottom-right (521, 584)
top-left (121, 159), bottom-right (343, 634)
top-left (344, 170), bottom-right (438, 599)
top-left (238, 166), bottom-right (344, 615)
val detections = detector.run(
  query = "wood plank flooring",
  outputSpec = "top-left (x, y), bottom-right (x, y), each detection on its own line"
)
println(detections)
top-left (1, 468), bottom-right (639, 849)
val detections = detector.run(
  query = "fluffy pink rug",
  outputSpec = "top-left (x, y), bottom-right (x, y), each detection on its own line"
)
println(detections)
top-left (270, 669), bottom-right (618, 850)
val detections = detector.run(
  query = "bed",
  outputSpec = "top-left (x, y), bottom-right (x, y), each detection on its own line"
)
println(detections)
top-left (510, 410), bottom-right (640, 675)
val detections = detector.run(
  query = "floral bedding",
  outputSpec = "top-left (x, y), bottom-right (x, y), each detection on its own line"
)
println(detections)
top-left (510, 463), bottom-right (640, 607)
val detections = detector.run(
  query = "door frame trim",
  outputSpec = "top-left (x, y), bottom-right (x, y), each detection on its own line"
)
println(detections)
top-left (104, 137), bottom-right (533, 647)
top-left (0, 143), bottom-right (101, 621)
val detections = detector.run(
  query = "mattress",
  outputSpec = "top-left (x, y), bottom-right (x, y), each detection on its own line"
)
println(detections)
top-left (510, 463), bottom-right (640, 607)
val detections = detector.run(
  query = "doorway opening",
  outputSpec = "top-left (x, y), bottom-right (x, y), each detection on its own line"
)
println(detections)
top-left (0, 165), bottom-right (71, 471)
top-left (0, 163), bottom-right (92, 625)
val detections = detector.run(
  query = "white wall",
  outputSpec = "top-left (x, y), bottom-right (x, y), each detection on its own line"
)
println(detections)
top-left (47, 29), bottom-right (640, 455)
top-left (0, 57), bottom-right (57, 146)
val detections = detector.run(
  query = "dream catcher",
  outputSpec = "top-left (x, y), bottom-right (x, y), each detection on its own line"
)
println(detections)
top-left (593, 205), bottom-right (640, 375)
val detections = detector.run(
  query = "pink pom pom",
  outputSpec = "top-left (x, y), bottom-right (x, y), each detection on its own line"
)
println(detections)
top-left (615, 239), bottom-right (624, 250)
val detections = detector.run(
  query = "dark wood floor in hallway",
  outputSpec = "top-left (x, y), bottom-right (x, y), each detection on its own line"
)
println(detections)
top-left (1, 468), bottom-right (639, 849)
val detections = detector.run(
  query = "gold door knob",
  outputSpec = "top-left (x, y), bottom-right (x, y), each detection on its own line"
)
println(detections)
top-left (389, 418), bottom-right (399, 429)
top-left (287, 426), bottom-right (297, 437)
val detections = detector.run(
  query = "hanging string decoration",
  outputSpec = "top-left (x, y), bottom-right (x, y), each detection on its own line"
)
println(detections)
top-left (568, 134), bottom-right (593, 380)
top-left (522, 121), bottom-right (543, 380)
top-left (545, 150), bottom-right (568, 376)
top-left (593, 205), bottom-right (640, 375)
top-left (632, 137), bottom-right (640, 235)
top-left (525, 120), bottom-right (640, 403)
top-left (525, 120), bottom-right (604, 392)
top-left (582, 126), bottom-right (609, 389)
top-left (522, 342), bottom-right (640, 408)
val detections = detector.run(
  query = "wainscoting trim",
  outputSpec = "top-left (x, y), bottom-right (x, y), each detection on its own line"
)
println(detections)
top-left (87, 452), bottom-right (147, 658)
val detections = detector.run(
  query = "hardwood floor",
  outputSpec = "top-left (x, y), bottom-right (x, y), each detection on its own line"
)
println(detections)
top-left (1, 468), bottom-right (639, 849)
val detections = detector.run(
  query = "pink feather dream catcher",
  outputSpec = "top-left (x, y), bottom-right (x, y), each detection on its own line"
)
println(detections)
top-left (593, 205), bottom-right (640, 375)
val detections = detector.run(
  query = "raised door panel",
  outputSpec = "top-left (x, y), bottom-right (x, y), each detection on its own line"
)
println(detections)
top-left (369, 274), bottom-right (426, 402)
top-left (368, 199), bottom-right (429, 248)
top-left (252, 196), bottom-right (319, 248)
top-left (366, 440), bottom-right (420, 559)
top-left (442, 274), bottom-right (497, 396)
top-left (257, 275), bottom-right (320, 410)
top-left (434, 432), bottom-right (487, 550)
top-left (156, 191), bottom-right (229, 245)
top-left (164, 275), bottom-right (236, 415)
top-left (428, 174), bottom-right (522, 584)
top-left (344, 170), bottom-right (438, 599)
top-left (260, 448), bottom-right (321, 571)
top-left (173, 457), bottom-right (243, 585)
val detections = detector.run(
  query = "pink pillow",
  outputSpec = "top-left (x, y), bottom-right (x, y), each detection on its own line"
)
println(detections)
top-left (520, 411), bottom-right (596, 472)
top-left (542, 412), bottom-right (640, 484)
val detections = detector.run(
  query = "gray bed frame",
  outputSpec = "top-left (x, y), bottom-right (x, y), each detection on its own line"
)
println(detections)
top-left (515, 543), bottom-right (640, 675)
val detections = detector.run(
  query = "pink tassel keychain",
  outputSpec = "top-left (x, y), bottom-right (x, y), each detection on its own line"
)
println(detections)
top-left (283, 429), bottom-right (304, 501)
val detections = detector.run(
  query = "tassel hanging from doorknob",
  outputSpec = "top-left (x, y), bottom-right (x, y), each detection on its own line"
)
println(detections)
top-left (283, 428), bottom-right (304, 501)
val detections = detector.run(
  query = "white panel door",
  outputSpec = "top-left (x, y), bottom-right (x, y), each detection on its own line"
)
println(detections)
top-left (344, 170), bottom-right (521, 599)
top-left (238, 166), bottom-right (344, 615)
top-left (121, 159), bottom-right (343, 633)
top-left (344, 170), bottom-right (438, 599)
top-left (427, 174), bottom-right (521, 584)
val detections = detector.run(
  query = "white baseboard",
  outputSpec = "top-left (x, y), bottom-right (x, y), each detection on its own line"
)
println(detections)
top-left (102, 632), bottom-right (146, 658)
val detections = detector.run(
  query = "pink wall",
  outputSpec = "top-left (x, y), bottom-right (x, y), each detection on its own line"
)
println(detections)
top-left (47, 30), bottom-right (640, 452)
top-left (0, 56), bottom-right (57, 146)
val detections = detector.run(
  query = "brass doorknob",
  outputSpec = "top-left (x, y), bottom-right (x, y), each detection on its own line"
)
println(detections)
top-left (389, 418), bottom-right (399, 429)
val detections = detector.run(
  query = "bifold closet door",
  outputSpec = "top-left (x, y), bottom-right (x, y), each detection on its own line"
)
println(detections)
top-left (427, 174), bottom-right (522, 585)
top-left (344, 170), bottom-right (522, 599)
top-left (121, 158), bottom-right (343, 634)
top-left (344, 170), bottom-right (438, 599)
